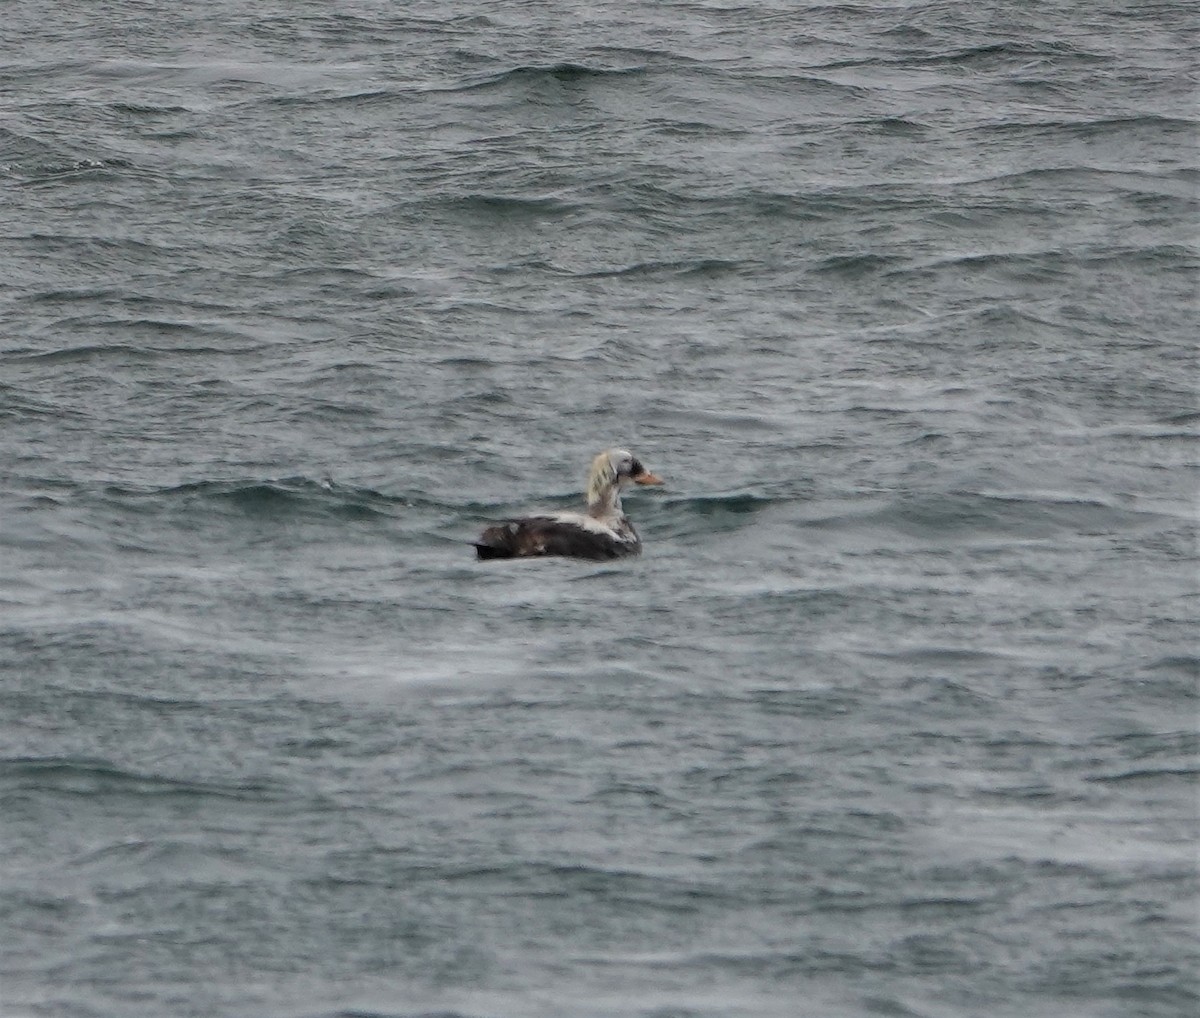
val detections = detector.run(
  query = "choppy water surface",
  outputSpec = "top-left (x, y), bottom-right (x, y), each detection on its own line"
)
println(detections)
top-left (2, 2), bottom-right (1197, 1016)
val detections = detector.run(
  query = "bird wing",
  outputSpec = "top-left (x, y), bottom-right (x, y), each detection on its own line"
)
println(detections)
top-left (475, 515), bottom-right (637, 560)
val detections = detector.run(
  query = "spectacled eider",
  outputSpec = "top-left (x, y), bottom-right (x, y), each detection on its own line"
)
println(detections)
top-left (474, 448), bottom-right (663, 560)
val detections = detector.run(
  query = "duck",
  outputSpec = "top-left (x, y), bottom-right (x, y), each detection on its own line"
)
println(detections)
top-left (474, 448), bottom-right (663, 560)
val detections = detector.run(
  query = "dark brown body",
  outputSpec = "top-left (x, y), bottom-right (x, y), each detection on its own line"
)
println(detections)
top-left (474, 516), bottom-right (641, 561)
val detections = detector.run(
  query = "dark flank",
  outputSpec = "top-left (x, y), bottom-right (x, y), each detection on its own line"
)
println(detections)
top-left (475, 517), bottom-right (640, 560)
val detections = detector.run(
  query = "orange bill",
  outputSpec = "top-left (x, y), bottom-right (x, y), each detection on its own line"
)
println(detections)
top-left (634, 471), bottom-right (664, 485)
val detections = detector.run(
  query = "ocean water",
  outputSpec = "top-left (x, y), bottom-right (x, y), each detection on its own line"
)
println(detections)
top-left (1, 2), bottom-right (1197, 1016)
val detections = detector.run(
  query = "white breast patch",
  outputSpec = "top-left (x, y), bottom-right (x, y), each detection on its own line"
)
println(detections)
top-left (535, 512), bottom-right (633, 542)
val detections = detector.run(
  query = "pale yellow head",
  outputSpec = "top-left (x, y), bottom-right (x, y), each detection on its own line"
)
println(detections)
top-left (585, 448), bottom-right (663, 508)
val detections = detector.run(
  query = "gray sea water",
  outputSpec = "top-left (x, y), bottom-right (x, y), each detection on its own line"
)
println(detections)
top-left (2, 2), bottom-right (1197, 1016)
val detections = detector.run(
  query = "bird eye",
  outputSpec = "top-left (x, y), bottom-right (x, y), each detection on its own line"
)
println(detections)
top-left (628, 458), bottom-right (643, 476)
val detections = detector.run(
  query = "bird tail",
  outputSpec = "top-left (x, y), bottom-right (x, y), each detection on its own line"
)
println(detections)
top-left (473, 523), bottom-right (518, 560)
